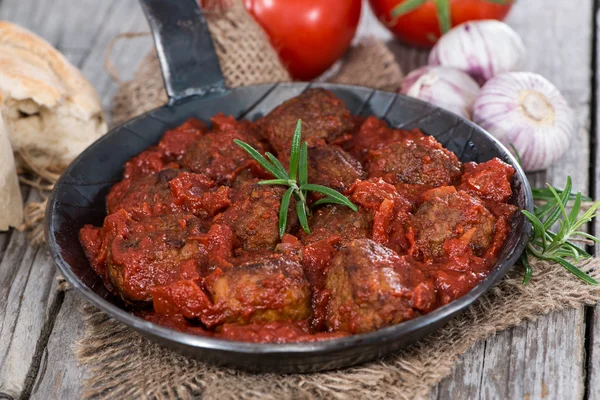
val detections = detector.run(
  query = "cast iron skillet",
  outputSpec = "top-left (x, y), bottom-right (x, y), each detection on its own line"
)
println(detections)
top-left (45, 0), bottom-right (533, 373)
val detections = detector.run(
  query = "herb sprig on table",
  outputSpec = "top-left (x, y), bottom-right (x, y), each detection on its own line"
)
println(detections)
top-left (234, 119), bottom-right (357, 238)
top-left (522, 178), bottom-right (600, 285)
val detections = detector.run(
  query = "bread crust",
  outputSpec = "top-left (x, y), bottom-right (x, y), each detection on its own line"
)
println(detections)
top-left (0, 21), bottom-right (107, 169)
top-left (0, 108), bottom-right (23, 231)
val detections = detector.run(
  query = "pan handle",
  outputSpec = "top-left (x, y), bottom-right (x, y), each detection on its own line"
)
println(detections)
top-left (139, 0), bottom-right (226, 104)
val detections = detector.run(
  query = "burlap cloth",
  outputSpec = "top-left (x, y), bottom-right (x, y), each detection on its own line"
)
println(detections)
top-left (71, 2), bottom-right (600, 399)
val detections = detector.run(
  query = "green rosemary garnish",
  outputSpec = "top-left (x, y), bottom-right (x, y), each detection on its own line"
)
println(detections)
top-left (234, 119), bottom-right (357, 238)
top-left (522, 177), bottom-right (600, 285)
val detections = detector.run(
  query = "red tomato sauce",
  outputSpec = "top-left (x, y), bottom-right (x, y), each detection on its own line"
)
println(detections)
top-left (79, 89), bottom-right (517, 343)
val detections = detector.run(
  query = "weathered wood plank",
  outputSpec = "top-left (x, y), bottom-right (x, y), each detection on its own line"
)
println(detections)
top-left (0, 0), bottom-right (594, 399)
top-left (432, 1), bottom-right (593, 398)
top-left (0, 191), bottom-right (62, 398)
top-left (25, 2), bottom-right (151, 398)
top-left (29, 292), bottom-right (87, 400)
top-left (586, 5), bottom-right (600, 400)
top-left (0, 1), bottom-right (149, 398)
top-left (76, 0), bottom-right (152, 112)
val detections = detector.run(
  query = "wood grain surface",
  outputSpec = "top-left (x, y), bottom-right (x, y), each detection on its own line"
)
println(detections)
top-left (0, 0), bottom-right (597, 399)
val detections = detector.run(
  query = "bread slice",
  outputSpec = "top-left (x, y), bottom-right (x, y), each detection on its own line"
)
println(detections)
top-left (0, 103), bottom-right (23, 231)
top-left (0, 21), bottom-right (107, 170)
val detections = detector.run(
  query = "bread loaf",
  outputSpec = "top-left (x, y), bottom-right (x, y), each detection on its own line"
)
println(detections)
top-left (0, 101), bottom-right (23, 231)
top-left (0, 21), bottom-right (107, 170)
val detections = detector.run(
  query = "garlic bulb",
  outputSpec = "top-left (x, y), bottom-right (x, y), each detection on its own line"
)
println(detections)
top-left (473, 72), bottom-right (575, 172)
top-left (429, 20), bottom-right (526, 84)
top-left (401, 66), bottom-right (480, 120)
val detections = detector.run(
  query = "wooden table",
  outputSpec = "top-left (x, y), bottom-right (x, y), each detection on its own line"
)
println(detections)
top-left (0, 0), bottom-right (597, 398)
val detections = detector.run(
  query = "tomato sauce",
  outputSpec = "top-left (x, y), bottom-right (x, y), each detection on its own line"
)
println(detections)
top-left (79, 89), bottom-right (517, 342)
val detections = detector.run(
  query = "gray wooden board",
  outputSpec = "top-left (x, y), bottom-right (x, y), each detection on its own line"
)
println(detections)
top-left (0, 0), bottom-right (596, 399)
top-left (433, 1), bottom-right (594, 399)
top-left (588, 3), bottom-right (600, 399)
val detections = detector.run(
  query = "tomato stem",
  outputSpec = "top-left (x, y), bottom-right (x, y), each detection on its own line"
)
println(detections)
top-left (387, 0), bottom-right (513, 35)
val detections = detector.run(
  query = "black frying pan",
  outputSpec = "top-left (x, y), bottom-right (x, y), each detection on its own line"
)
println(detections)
top-left (45, 0), bottom-right (533, 373)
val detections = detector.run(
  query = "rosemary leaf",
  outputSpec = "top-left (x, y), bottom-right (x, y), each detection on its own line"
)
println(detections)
top-left (296, 201), bottom-right (310, 234)
top-left (265, 152), bottom-right (289, 179)
top-left (300, 184), bottom-right (358, 211)
top-left (311, 196), bottom-right (354, 209)
top-left (541, 179), bottom-right (571, 230)
top-left (522, 210), bottom-right (547, 251)
top-left (279, 187), bottom-right (294, 238)
top-left (233, 139), bottom-right (287, 180)
top-left (288, 120), bottom-right (302, 181)
top-left (521, 253), bottom-right (532, 285)
top-left (299, 142), bottom-right (308, 187)
top-left (259, 179), bottom-right (292, 186)
top-left (554, 257), bottom-right (598, 285)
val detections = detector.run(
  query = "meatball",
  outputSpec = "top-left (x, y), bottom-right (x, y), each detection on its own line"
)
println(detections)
top-left (412, 192), bottom-right (496, 258)
top-left (158, 118), bottom-right (207, 161)
top-left (203, 253), bottom-right (312, 327)
top-left (299, 204), bottom-right (373, 245)
top-left (258, 89), bottom-right (354, 155)
top-left (107, 169), bottom-right (230, 220)
top-left (459, 158), bottom-right (515, 202)
top-left (345, 116), bottom-right (425, 162)
top-left (106, 169), bottom-right (186, 216)
top-left (307, 145), bottom-right (365, 193)
top-left (367, 136), bottom-right (462, 187)
top-left (102, 211), bottom-right (209, 304)
top-left (181, 113), bottom-right (266, 184)
top-left (325, 239), bottom-right (433, 334)
top-left (215, 181), bottom-right (298, 251)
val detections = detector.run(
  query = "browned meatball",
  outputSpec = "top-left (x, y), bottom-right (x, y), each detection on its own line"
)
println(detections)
top-left (215, 181), bottom-right (298, 251)
top-left (104, 212), bottom-right (208, 304)
top-left (413, 191), bottom-right (496, 258)
top-left (325, 239), bottom-right (432, 334)
top-left (345, 115), bottom-right (425, 162)
top-left (203, 253), bottom-right (312, 327)
top-left (181, 114), bottom-right (266, 184)
top-left (367, 136), bottom-right (462, 187)
top-left (258, 89), bottom-right (354, 155)
top-left (106, 169), bottom-right (183, 216)
top-left (106, 169), bottom-right (231, 220)
top-left (299, 204), bottom-right (373, 245)
top-left (307, 145), bottom-right (365, 193)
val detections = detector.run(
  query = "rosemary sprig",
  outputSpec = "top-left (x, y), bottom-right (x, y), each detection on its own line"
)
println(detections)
top-left (522, 177), bottom-right (600, 285)
top-left (234, 119), bottom-right (357, 238)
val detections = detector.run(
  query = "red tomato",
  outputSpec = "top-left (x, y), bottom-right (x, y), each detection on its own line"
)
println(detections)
top-left (244, 0), bottom-right (362, 81)
top-left (369, 0), bottom-right (514, 48)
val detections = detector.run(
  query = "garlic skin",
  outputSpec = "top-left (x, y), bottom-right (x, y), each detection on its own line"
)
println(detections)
top-left (401, 66), bottom-right (480, 120)
top-left (429, 20), bottom-right (526, 84)
top-left (473, 72), bottom-right (575, 172)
